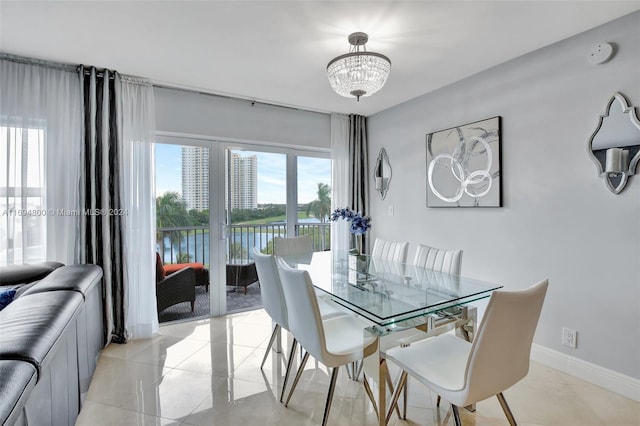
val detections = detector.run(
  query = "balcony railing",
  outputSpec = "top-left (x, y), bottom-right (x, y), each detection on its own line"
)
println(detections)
top-left (157, 223), bottom-right (331, 265)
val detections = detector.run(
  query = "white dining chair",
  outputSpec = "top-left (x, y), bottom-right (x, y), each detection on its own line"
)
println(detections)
top-left (382, 279), bottom-right (549, 426)
top-left (413, 243), bottom-right (463, 275)
top-left (273, 235), bottom-right (314, 262)
top-left (252, 247), bottom-right (289, 370)
top-left (253, 247), bottom-right (348, 402)
top-left (371, 237), bottom-right (409, 263)
top-left (276, 257), bottom-right (378, 426)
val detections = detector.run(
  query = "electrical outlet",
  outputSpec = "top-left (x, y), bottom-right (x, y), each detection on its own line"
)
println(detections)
top-left (562, 327), bottom-right (577, 348)
top-left (388, 204), bottom-right (394, 216)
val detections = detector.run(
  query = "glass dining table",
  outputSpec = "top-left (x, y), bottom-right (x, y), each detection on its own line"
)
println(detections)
top-left (282, 250), bottom-right (503, 426)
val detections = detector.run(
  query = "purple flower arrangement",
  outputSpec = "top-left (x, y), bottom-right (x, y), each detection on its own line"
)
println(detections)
top-left (329, 207), bottom-right (371, 235)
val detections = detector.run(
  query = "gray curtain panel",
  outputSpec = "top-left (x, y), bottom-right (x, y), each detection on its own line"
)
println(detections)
top-left (348, 114), bottom-right (370, 252)
top-left (79, 66), bottom-right (126, 344)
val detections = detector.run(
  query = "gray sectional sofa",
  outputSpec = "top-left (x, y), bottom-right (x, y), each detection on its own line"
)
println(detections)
top-left (0, 262), bottom-right (104, 426)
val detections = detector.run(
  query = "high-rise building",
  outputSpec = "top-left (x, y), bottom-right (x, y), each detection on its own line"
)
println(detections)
top-left (228, 152), bottom-right (257, 210)
top-left (182, 148), bottom-right (258, 212)
top-left (181, 146), bottom-right (209, 211)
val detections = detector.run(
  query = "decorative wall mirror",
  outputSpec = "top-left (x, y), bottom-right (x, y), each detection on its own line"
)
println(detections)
top-left (588, 92), bottom-right (640, 194)
top-left (374, 148), bottom-right (392, 199)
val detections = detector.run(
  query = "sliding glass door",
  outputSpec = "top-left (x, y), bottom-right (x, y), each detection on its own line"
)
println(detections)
top-left (155, 135), bottom-right (330, 319)
top-left (155, 140), bottom-right (214, 322)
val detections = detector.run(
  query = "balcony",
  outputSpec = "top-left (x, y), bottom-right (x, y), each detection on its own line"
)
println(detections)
top-left (157, 223), bottom-right (330, 265)
top-left (156, 223), bottom-right (330, 322)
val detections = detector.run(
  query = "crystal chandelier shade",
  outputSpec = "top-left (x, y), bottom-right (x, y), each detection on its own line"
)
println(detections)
top-left (326, 32), bottom-right (391, 101)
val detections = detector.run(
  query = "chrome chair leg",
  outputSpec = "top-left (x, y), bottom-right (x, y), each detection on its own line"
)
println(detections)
top-left (385, 367), bottom-right (402, 418)
top-left (362, 373), bottom-right (379, 420)
top-left (279, 338), bottom-right (297, 403)
top-left (355, 359), bottom-right (364, 380)
top-left (402, 376), bottom-right (408, 420)
top-left (496, 392), bottom-right (517, 426)
top-left (436, 395), bottom-right (441, 407)
top-left (322, 367), bottom-right (340, 426)
top-left (284, 351), bottom-right (310, 407)
top-left (385, 371), bottom-right (408, 425)
top-left (452, 404), bottom-right (462, 426)
top-left (261, 324), bottom-right (280, 369)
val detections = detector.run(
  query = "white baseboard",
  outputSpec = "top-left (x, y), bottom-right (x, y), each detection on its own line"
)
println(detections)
top-left (531, 344), bottom-right (640, 402)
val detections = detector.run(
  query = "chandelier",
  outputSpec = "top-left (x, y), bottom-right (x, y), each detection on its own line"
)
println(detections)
top-left (326, 32), bottom-right (391, 102)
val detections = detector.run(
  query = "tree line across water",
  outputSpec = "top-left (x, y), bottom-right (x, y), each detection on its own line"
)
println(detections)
top-left (156, 183), bottom-right (331, 228)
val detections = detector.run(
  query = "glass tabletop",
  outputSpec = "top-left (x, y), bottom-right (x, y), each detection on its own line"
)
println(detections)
top-left (282, 250), bottom-right (502, 327)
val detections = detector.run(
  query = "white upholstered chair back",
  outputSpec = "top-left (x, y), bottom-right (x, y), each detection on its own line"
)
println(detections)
top-left (276, 257), bottom-right (327, 362)
top-left (273, 235), bottom-right (314, 263)
top-left (413, 244), bottom-right (463, 275)
top-left (464, 279), bottom-right (548, 404)
top-left (371, 238), bottom-right (409, 263)
top-left (252, 247), bottom-right (288, 330)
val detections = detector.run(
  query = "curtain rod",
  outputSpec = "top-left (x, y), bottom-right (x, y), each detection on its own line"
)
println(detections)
top-left (1, 53), bottom-right (76, 73)
top-left (152, 81), bottom-right (330, 116)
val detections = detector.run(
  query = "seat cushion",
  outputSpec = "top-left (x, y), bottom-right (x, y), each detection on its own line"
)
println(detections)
top-left (164, 263), bottom-right (206, 275)
top-left (21, 265), bottom-right (102, 300)
top-left (0, 291), bottom-right (83, 380)
top-left (383, 334), bottom-right (471, 396)
top-left (0, 360), bottom-right (38, 425)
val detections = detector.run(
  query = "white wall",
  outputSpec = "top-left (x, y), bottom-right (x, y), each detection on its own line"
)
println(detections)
top-left (154, 86), bottom-right (330, 149)
top-left (368, 12), bottom-right (640, 379)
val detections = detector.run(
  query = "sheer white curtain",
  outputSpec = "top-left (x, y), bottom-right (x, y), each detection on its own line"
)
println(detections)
top-left (119, 76), bottom-right (158, 339)
top-left (0, 56), bottom-right (82, 266)
top-left (330, 113), bottom-right (350, 253)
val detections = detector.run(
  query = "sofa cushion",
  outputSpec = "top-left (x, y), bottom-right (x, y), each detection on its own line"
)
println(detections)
top-left (0, 291), bottom-right (83, 380)
top-left (21, 265), bottom-right (102, 300)
top-left (0, 360), bottom-right (38, 425)
top-left (0, 261), bottom-right (64, 286)
top-left (0, 289), bottom-right (16, 311)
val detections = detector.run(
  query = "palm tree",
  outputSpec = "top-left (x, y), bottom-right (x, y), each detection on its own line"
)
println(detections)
top-left (156, 191), bottom-right (189, 228)
top-left (306, 183), bottom-right (331, 223)
top-left (156, 191), bottom-right (189, 249)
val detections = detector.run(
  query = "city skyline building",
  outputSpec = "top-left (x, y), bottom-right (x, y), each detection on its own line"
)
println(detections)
top-left (181, 147), bottom-right (257, 212)
top-left (227, 152), bottom-right (257, 210)
top-left (181, 146), bottom-right (209, 211)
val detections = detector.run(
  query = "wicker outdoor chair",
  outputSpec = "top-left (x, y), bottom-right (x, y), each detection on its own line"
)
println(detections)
top-left (156, 253), bottom-right (197, 313)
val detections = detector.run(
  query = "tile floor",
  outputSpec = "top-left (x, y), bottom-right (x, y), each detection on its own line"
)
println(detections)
top-left (77, 309), bottom-right (640, 426)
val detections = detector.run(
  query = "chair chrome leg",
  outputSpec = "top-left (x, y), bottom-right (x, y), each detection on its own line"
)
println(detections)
top-left (322, 367), bottom-right (340, 426)
top-left (284, 351), bottom-right (310, 407)
top-left (402, 376), bottom-right (408, 420)
top-left (362, 373), bottom-right (379, 421)
top-left (261, 324), bottom-right (280, 369)
top-left (385, 367), bottom-right (402, 418)
top-left (346, 362), bottom-right (353, 379)
top-left (436, 395), bottom-right (441, 407)
top-left (385, 371), bottom-right (408, 425)
top-left (451, 404), bottom-right (462, 426)
top-left (355, 359), bottom-right (364, 380)
top-left (279, 338), bottom-right (297, 403)
top-left (496, 392), bottom-right (517, 426)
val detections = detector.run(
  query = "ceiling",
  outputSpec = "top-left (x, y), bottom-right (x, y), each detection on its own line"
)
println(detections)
top-left (1, 1), bottom-right (639, 116)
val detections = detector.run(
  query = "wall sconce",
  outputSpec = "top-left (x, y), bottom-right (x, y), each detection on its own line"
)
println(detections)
top-left (588, 92), bottom-right (640, 194)
top-left (374, 148), bottom-right (392, 199)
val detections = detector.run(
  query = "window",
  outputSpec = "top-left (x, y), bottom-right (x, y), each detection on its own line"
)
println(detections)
top-left (0, 125), bottom-right (46, 264)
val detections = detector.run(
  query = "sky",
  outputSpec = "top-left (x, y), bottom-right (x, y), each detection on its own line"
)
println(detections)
top-left (155, 144), bottom-right (331, 204)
